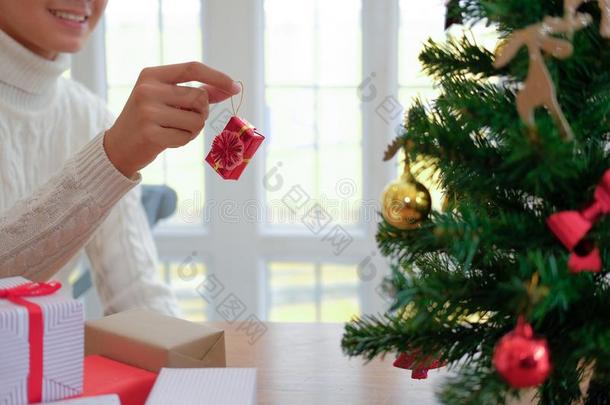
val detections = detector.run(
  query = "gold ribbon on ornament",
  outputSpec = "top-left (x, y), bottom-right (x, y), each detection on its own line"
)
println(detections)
top-left (214, 158), bottom-right (252, 172)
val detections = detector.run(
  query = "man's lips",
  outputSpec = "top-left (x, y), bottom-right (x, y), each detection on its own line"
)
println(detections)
top-left (48, 9), bottom-right (90, 24)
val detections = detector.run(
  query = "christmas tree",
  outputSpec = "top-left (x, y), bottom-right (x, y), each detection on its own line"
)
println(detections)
top-left (342, 1), bottom-right (610, 403)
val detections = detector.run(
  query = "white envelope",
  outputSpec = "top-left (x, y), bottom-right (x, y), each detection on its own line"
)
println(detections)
top-left (145, 368), bottom-right (257, 405)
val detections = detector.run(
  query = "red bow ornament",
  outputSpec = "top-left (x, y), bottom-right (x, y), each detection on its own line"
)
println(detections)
top-left (547, 170), bottom-right (610, 273)
top-left (210, 130), bottom-right (245, 171)
top-left (0, 281), bottom-right (62, 403)
top-left (393, 350), bottom-right (446, 379)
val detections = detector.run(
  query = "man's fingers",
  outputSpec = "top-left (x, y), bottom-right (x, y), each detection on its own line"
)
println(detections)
top-left (140, 62), bottom-right (241, 96)
top-left (154, 127), bottom-right (199, 148)
top-left (154, 84), bottom-right (210, 113)
top-left (154, 106), bottom-right (206, 134)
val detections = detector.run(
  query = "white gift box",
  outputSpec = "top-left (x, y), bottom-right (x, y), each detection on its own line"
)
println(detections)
top-left (0, 277), bottom-right (84, 404)
top-left (48, 394), bottom-right (120, 405)
top-left (145, 368), bottom-right (257, 405)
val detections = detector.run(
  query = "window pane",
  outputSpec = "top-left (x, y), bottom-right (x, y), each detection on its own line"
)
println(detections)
top-left (265, 1), bottom-right (363, 227)
top-left (265, 87), bottom-right (317, 226)
top-left (105, 0), bottom-right (204, 227)
top-left (317, 88), bottom-right (363, 224)
top-left (161, 0), bottom-right (202, 65)
top-left (159, 260), bottom-right (207, 322)
top-left (164, 137), bottom-right (205, 226)
top-left (318, 0), bottom-right (362, 86)
top-left (398, 0), bottom-right (499, 107)
top-left (320, 264), bottom-right (360, 322)
top-left (266, 148), bottom-right (317, 226)
top-left (268, 262), bottom-right (316, 322)
top-left (266, 88), bottom-right (316, 149)
top-left (268, 262), bottom-right (361, 322)
top-left (319, 145), bottom-right (362, 225)
top-left (105, 0), bottom-right (161, 88)
top-left (318, 89), bottom-right (361, 147)
top-left (265, 0), bottom-right (315, 85)
top-left (398, 0), bottom-right (446, 87)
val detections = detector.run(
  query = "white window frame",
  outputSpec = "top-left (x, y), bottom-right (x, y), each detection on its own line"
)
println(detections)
top-left (71, 0), bottom-right (402, 321)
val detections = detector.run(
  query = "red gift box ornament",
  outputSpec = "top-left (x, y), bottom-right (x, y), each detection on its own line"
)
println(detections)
top-left (205, 83), bottom-right (265, 180)
top-left (547, 169), bottom-right (610, 273)
top-left (0, 281), bottom-right (62, 403)
top-left (393, 350), bottom-right (446, 379)
top-left (206, 116), bottom-right (265, 180)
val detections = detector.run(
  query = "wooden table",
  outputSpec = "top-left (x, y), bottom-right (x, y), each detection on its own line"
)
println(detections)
top-left (211, 322), bottom-right (448, 405)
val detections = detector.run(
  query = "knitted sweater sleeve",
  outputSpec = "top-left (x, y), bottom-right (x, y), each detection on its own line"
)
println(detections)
top-left (0, 132), bottom-right (139, 282)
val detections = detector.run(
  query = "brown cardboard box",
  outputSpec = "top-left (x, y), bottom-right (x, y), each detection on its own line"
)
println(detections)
top-left (85, 309), bottom-right (226, 372)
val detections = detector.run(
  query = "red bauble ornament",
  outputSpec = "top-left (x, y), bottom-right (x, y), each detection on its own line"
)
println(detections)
top-left (493, 317), bottom-right (552, 388)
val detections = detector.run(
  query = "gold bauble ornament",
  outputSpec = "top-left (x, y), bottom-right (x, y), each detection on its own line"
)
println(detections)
top-left (382, 163), bottom-right (432, 230)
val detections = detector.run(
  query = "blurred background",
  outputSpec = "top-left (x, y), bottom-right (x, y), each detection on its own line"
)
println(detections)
top-left (70, 0), bottom-right (496, 322)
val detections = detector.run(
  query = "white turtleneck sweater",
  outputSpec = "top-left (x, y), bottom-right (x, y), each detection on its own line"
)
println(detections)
top-left (0, 29), bottom-right (179, 316)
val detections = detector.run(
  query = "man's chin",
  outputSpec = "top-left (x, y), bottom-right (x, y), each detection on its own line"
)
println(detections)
top-left (45, 33), bottom-right (89, 53)
top-left (53, 38), bottom-right (87, 54)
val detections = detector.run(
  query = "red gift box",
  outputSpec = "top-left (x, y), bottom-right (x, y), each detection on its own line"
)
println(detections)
top-left (205, 116), bottom-right (265, 180)
top-left (80, 355), bottom-right (157, 405)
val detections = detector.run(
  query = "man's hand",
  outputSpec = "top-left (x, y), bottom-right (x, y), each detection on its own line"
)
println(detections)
top-left (104, 62), bottom-right (241, 178)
